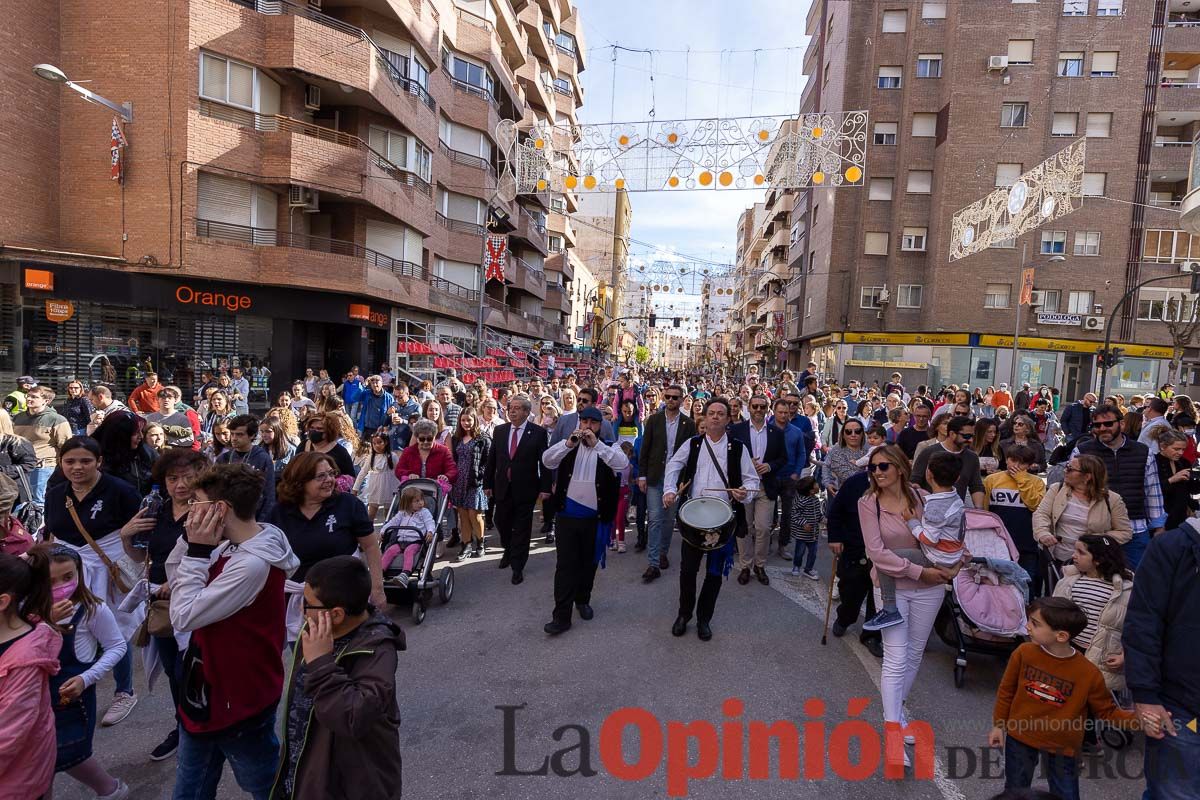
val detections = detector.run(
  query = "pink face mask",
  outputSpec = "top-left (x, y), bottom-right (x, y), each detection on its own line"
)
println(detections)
top-left (52, 580), bottom-right (78, 604)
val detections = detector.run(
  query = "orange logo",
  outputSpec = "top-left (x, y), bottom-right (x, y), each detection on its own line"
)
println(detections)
top-left (349, 304), bottom-right (388, 326)
top-left (175, 285), bottom-right (252, 312)
top-left (24, 269), bottom-right (54, 291)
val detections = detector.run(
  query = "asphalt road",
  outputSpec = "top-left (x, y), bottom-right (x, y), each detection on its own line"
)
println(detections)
top-left (57, 524), bottom-right (1148, 800)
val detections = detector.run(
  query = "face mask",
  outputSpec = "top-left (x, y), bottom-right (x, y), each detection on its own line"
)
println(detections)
top-left (1185, 429), bottom-right (1196, 436)
top-left (308, 431), bottom-right (325, 444)
top-left (52, 580), bottom-right (78, 604)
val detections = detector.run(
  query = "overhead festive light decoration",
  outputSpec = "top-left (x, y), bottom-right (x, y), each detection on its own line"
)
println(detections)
top-left (496, 112), bottom-right (868, 194)
top-left (949, 138), bottom-right (1086, 262)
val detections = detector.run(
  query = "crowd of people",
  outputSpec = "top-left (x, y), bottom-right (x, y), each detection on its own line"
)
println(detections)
top-left (0, 362), bottom-right (1198, 799)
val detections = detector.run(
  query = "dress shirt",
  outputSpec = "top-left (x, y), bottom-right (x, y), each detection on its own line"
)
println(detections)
top-left (664, 433), bottom-right (760, 503)
top-left (543, 439), bottom-right (629, 511)
top-left (664, 411), bottom-right (682, 456)
top-left (746, 420), bottom-right (769, 462)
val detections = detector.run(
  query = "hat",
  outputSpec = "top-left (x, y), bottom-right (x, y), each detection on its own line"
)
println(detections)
top-left (579, 406), bottom-right (603, 422)
top-left (16, 376), bottom-right (36, 387)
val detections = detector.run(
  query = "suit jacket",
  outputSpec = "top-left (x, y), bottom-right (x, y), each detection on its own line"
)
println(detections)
top-left (484, 421), bottom-right (552, 504)
top-left (728, 420), bottom-right (789, 500)
top-left (637, 410), bottom-right (697, 487)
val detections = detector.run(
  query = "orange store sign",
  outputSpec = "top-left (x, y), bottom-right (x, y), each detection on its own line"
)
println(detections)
top-left (174, 285), bottom-right (252, 312)
top-left (24, 269), bottom-right (54, 291)
top-left (45, 300), bottom-right (75, 323)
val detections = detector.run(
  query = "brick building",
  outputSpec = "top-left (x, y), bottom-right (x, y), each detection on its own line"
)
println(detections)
top-left (765, 0), bottom-right (1200, 396)
top-left (0, 0), bottom-right (586, 398)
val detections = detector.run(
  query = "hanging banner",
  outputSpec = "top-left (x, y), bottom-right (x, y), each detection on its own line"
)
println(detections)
top-left (110, 117), bottom-right (128, 183)
top-left (1019, 268), bottom-right (1036, 306)
top-left (484, 234), bottom-right (508, 282)
top-left (773, 311), bottom-right (786, 339)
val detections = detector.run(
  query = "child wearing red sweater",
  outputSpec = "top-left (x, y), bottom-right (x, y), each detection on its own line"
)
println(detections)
top-left (989, 597), bottom-right (1139, 800)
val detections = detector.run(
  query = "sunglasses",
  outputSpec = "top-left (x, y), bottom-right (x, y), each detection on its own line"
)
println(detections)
top-left (958, 432), bottom-right (974, 441)
top-left (1091, 420), bottom-right (1119, 429)
top-left (417, 436), bottom-right (434, 443)
top-left (664, 395), bottom-right (682, 401)
top-left (867, 462), bottom-right (893, 473)
top-left (844, 429), bottom-right (863, 435)
top-left (750, 404), bottom-right (768, 410)
top-left (303, 601), bottom-right (333, 612)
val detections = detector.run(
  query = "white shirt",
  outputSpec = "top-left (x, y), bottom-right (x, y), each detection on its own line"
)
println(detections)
top-left (664, 433), bottom-right (760, 502)
top-left (664, 411), bottom-right (682, 456)
top-left (543, 439), bottom-right (630, 511)
top-left (746, 420), bottom-right (769, 462)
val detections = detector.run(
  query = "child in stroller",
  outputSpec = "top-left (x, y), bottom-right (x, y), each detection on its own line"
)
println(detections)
top-left (381, 486), bottom-right (437, 585)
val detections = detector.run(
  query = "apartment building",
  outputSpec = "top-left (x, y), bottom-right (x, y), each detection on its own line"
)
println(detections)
top-left (778, 0), bottom-right (1199, 395)
top-left (574, 188), bottom-right (633, 353)
top-left (0, 0), bottom-right (586, 395)
top-left (699, 274), bottom-right (737, 366)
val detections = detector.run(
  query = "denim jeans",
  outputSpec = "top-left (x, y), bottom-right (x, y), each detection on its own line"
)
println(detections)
top-left (173, 710), bottom-right (280, 800)
top-left (1003, 735), bottom-right (1079, 800)
top-left (112, 640), bottom-right (134, 695)
top-left (1123, 524), bottom-right (1150, 571)
top-left (1143, 700), bottom-right (1200, 800)
top-left (29, 465), bottom-right (53, 507)
top-left (645, 484), bottom-right (676, 566)
top-left (792, 539), bottom-right (818, 571)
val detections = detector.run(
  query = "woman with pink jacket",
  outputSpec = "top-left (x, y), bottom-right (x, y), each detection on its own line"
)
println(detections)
top-left (0, 548), bottom-right (62, 800)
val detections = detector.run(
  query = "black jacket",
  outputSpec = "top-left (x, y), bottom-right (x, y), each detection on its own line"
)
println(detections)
top-left (728, 420), bottom-right (788, 500)
top-left (1060, 401), bottom-right (1092, 443)
top-left (1123, 520), bottom-right (1200, 719)
top-left (637, 411), bottom-right (697, 486)
top-left (0, 434), bottom-right (37, 500)
top-left (826, 470), bottom-right (870, 553)
top-left (483, 422), bottom-right (551, 504)
top-left (550, 444), bottom-right (622, 521)
top-left (1155, 453), bottom-right (1198, 530)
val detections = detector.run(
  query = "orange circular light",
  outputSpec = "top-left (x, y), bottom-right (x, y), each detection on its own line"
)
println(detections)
top-left (668, 176), bottom-right (680, 187)
top-left (698, 171), bottom-right (713, 186)
top-left (615, 178), bottom-right (626, 189)
top-left (718, 171), bottom-right (733, 186)
top-left (667, 132), bottom-right (679, 144)
top-left (811, 126), bottom-right (824, 139)
top-left (845, 166), bottom-right (862, 182)
top-left (583, 175), bottom-right (597, 189)
top-left (618, 135), bottom-right (630, 146)
top-left (758, 129), bottom-right (770, 141)
top-left (534, 138), bottom-right (545, 149)
top-left (813, 171), bottom-right (825, 184)
top-left (753, 174), bottom-right (765, 185)
top-left (565, 175), bottom-right (578, 189)
top-left (536, 179), bottom-right (548, 191)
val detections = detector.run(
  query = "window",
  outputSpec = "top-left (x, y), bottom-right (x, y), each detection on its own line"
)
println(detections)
top-left (369, 126), bottom-right (408, 168)
top-left (1052, 112), bottom-right (1078, 136)
top-left (897, 284), bottom-right (924, 308)
top-left (996, 163), bottom-right (1023, 187)
top-left (550, 197), bottom-right (566, 214)
top-left (869, 177), bottom-right (894, 200)
top-left (548, 235), bottom-right (564, 253)
top-left (1137, 295), bottom-right (1168, 321)
top-left (907, 170), bottom-right (933, 193)
top-left (902, 227), bottom-right (928, 251)
top-left (1007, 40), bottom-right (1034, 65)
top-left (1001, 102), bottom-right (1028, 128)
top-left (1143, 229), bottom-right (1200, 263)
top-left (824, 63), bottom-right (831, 85)
top-left (1074, 231), bottom-right (1101, 255)
top-left (873, 121), bottom-right (898, 145)
top-left (985, 284), bottom-right (1011, 309)
top-left (1041, 230), bottom-right (1067, 254)
top-left (809, 250), bottom-right (817, 271)
top-left (1038, 289), bottom-right (1062, 313)
top-left (877, 66), bottom-right (903, 89)
top-left (1067, 290), bottom-right (1094, 314)
top-left (1063, 0), bottom-right (1087, 14)
top-left (912, 113), bottom-right (937, 137)
top-left (813, 205), bottom-right (820, 226)
top-left (790, 219), bottom-right (803, 244)
top-left (1090, 51), bottom-right (1118, 77)
top-left (882, 10), bottom-right (907, 32)
top-left (921, 1), bottom-right (947, 19)
top-left (1057, 52), bottom-right (1084, 77)
top-left (445, 51), bottom-right (495, 96)
top-left (861, 286), bottom-right (886, 308)
top-left (991, 236), bottom-right (1018, 249)
top-left (1085, 112), bottom-right (1112, 138)
top-left (1082, 172), bottom-right (1106, 196)
top-left (1097, 0), bottom-right (1122, 15)
top-left (864, 232), bottom-right (890, 255)
top-left (917, 53), bottom-right (943, 78)
top-left (200, 52), bottom-right (274, 112)
top-left (197, 172), bottom-right (278, 239)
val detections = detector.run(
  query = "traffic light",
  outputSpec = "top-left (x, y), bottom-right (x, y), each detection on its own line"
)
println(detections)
top-left (673, 317), bottom-right (681, 328)
top-left (648, 312), bottom-right (657, 327)
top-left (1110, 347), bottom-right (1125, 367)
top-left (1192, 270), bottom-right (1200, 295)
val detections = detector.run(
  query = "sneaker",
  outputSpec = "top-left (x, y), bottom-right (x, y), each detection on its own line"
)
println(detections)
top-left (862, 608), bottom-right (905, 632)
top-left (791, 566), bottom-right (801, 576)
top-left (102, 692), bottom-right (138, 726)
top-left (617, 542), bottom-right (627, 553)
top-left (609, 540), bottom-right (618, 551)
top-left (150, 728), bottom-right (179, 761)
top-left (900, 710), bottom-right (916, 746)
top-left (97, 779), bottom-right (130, 800)
top-left (832, 584), bottom-right (840, 602)
top-left (803, 569), bottom-right (820, 581)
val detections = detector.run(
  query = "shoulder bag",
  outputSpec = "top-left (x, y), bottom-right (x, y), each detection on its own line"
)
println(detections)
top-left (64, 496), bottom-right (140, 594)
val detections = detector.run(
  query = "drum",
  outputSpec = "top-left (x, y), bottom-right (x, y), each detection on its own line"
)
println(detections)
top-left (677, 496), bottom-right (736, 551)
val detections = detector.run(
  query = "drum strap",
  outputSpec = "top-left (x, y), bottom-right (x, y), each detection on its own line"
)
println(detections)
top-left (702, 438), bottom-right (733, 492)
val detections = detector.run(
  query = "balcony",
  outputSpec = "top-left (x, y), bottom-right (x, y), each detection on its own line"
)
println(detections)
top-left (1157, 81), bottom-right (1200, 114)
top-left (518, 52), bottom-right (556, 113)
top-left (1151, 139), bottom-right (1195, 175)
top-left (437, 139), bottom-right (498, 198)
top-left (545, 282), bottom-right (571, 314)
top-left (453, 8), bottom-right (524, 114)
top-left (544, 320), bottom-right (568, 343)
top-left (545, 250), bottom-right (574, 281)
top-left (427, 275), bottom-right (480, 320)
top-left (772, 191), bottom-right (795, 220)
top-left (1166, 20), bottom-right (1200, 49)
top-left (508, 255), bottom-right (548, 300)
top-left (520, 2), bottom-right (554, 63)
top-left (196, 218), bottom-right (424, 275)
top-left (513, 205), bottom-right (549, 255)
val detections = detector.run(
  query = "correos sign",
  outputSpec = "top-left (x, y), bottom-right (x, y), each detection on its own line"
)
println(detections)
top-left (175, 285), bottom-right (252, 312)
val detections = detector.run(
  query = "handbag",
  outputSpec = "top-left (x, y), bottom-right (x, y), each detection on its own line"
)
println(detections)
top-left (64, 497), bottom-right (140, 594)
top-left (146, 598), bottom-right (173, 637)
top-left (701, 438), bottom-right (749, 539)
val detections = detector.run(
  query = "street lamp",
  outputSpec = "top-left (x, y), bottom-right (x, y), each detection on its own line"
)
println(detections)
top-left (33, 63), bottom-right (133, 122)
top-left (1010, 250), bottom-right (1066, 386)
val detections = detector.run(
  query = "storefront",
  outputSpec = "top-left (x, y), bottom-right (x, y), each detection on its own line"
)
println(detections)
top-left (2, 263), bottom-right (392, 402)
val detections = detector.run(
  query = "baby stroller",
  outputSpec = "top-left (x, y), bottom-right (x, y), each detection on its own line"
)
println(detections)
top-left (934, 508), bottom-right (1029, 688)
top-left (381, 477), bottom-right (454, 625)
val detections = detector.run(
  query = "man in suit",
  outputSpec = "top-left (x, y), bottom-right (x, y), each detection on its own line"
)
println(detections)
top-left (637, 386), bottom-right (697, 582)
top-left (484, 394), bottom-right (552, 585)
top-left (729, 394), bottom-right (789, 586)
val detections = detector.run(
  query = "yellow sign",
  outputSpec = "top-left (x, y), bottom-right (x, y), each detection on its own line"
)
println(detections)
top-left (979, 335), bottom-right (1173, 359)
top-left (842, 332), bottom-right (970, 346)
top-left (808, 335), bottom-right (833, 348)
top-left (846, 360), bottom-right (929, 369)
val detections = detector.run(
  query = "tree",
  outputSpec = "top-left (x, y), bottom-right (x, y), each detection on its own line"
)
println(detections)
top-left (634, 345), bottom-right (650, 366)
top-left (1164, 295), bottom-right (1200, 384)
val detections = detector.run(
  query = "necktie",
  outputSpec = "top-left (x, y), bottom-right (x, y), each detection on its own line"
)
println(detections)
top-left (509, 425), bottom-right (520, 459)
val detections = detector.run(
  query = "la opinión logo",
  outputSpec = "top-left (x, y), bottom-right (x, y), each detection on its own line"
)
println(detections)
top-left (497, 697), bottom-right (936, 796)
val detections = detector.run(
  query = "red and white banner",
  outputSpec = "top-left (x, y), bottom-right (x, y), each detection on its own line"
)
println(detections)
top-left (110, 117), bottom-right (128, 183)
top-left (773, 311), bottom-right (785, 339)
top-left (485, 234), bottom-right (508, 282)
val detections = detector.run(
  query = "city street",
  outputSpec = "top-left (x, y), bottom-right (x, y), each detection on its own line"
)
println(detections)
top-left (57, 532), bottom-right (1146, 800)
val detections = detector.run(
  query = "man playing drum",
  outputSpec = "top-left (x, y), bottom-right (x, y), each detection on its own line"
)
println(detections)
top-left (662, 398), bottom-right (761, 641)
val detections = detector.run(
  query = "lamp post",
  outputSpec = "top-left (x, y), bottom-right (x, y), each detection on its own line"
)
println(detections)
top-left (33, 64), bottom-right (133, 122)
top-left (1010, 249), bottom-right (1066, 386)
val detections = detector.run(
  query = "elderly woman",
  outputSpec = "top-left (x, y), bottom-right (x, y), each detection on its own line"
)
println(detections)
top-left (1000, 415), bottom-right (1047, 473)
top-left (1034, 453), bottom-right (1131, 565)
top-left (1153, 427), bottom-right (1198, 529)
top-left (822, 419), bottom-right (868, 497)
top-left (269, 451), bottom-right (384, 643)
top-left (395, 419), bottom-right (459, 485)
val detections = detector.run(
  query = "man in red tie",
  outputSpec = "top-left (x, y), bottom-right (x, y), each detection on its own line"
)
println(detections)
top-left (484, 394), bottom-right (552, 584)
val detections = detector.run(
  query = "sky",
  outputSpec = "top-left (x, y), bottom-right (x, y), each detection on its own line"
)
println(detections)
top-left (573, 0), bottom-right (811, 319)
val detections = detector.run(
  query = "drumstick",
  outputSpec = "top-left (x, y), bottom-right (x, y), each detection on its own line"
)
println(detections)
top-left (821, 553), bottom-right (840, 646)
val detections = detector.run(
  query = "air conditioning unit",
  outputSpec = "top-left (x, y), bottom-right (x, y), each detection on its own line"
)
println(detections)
top-left (1082, 315), bottom-right (1105, 331)
top-left (304, 84), bottom-right (322, 111)
top-left (1181, 261), bottom-right (1200, 273)
top-left (1029, 290), bottom-right (1046, 307)
top-left (288, 186), bottom-right (319, 212)
top-left (987, 55), bottom-right (1009, 71)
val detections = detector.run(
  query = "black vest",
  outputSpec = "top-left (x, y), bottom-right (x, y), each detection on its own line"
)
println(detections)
top-left (678, 435), bottom-right (745, 497)
top-left (551, 445), bottom-right (622, 521)
top-left (1077, 435), bottom-right (1150, 520)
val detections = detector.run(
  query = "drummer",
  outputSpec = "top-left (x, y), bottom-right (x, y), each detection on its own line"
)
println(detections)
top-left (662, 398), bottom-right (761, 641)
top-left (540, 406), bottom-right (629, 636)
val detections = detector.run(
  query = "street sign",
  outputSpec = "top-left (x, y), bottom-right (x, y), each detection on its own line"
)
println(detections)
top-left (1036, 312), bottom-right (1083, 326)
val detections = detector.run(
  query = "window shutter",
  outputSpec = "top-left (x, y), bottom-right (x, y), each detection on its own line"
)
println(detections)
top-left (907, 170), bottom-right (933, 193)
top-left (875, 121), bottom-right (898, 135)
top-left (1052, 113), bottom-right (1077, 135)
top-left (882, 10), bottom-right (907, 32)
top-left (865, 232), bottom-right (889, 255)
top-left (197, 173), bottom-right (253, 227)
top-left (201, 54), bottom-right (227, 101)
top-left (404, 226), bottom-right (424, 265)
top-left (869, 178), bottom-right (894, 200)
top-left (878, 66), bottom-right (902, 79)
top-left (921, 1), bottom-right (946, 18)
top-left (366, 219), bottom-right (410, 262)
top-left (995, 163), bottom-right (1022, 186)
top-left (252, 187), bottom-right (278, 243)
top-left (1007, 40), bottom-right (1034, 63)
top-left (447, 192), bottom-right (481, 223)
top-left (1091, 51), bottom-right (1118, 73)
top-left (228, 62), bottom-right (254, 108)
top-left (257, 74), bottom-right (280, 117)
top-left (369, 126), bottom-right (387, 154)
top-left (912, 113), bottom-right (937, 137)
top-left (1085, 113), bottom-right (1112, 137)
top-left (1082, 173), bottom-right (1106, 196)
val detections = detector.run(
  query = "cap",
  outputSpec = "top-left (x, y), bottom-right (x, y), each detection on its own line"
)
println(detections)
top-left (16, 376), bottom-right (36, 386)
top-left (579, 406), bottom-right (603, 422)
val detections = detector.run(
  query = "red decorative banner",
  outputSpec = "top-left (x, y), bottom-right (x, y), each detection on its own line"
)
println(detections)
top-left (773, 311), bottom-right (785, 339)
top-left (485, 234), bottom-right (508, 282)
top-left (110, 117), bottom-right (127, 183)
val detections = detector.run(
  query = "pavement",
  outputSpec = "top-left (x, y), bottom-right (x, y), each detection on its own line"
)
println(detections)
top-left (57, 526), bottom-right (1147, 800)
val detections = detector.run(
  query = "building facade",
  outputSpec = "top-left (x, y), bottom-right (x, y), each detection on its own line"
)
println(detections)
top-left (0, 0), bottom-right (586, 397)
top-left (771, 0), bottom-right (1199, 395)
top-left (573, 188), bottom-right (633, 354)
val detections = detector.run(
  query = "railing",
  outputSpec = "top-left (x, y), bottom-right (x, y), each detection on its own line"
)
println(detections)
top-left (374, 52), bottom-right (437, 111)
top-left (544, 321), bottom-right (566, 340)
top-left (512, 255), bottom-right (546, 288)
top-left (437, 140), bottom-right (497, 175)
top-left (552, 82), bottom-right (572, 97)
top-left (1154, 140), bottom-right (1194, 147)
top-left (555, 43), bottom-right (577, 59)
top-left (1150, 198), bottom-right (1183, 208)
top-left (195, 219), bottom-right (424, 278)
top-left (1160, 81), bottom-right (1200, 89)
top-left (1167, 18), bottom-right (1200, 26)
top-left (435, 211), bottom-right (486, 235)
top-left (485, 296), bottom-right (509, 313)
top-left (451, 77), bottom-right (499, 108)
top-left (429, 275), bottom-right (480, 302)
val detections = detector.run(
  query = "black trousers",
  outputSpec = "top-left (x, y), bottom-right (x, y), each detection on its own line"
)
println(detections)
top-left (495, 498), bottom-right (535, 572)
top-left (633, 486), bottom-right (648, 547)
top-left (678, 540), bottom-right (722, 623)
top-left (485, 496), bottom-right (495, 529)
top-left (778, 479), bottom-right (796, 547)
top-left (540, 494), bottom-right (560, 533)
top-left (551, 514), bottom-right (599, 624)
top-left (834, 547), bottom-right (881, 644)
